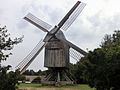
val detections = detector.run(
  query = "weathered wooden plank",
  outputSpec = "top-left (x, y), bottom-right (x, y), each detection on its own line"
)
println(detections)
top-left (44, 38), bottom-right (69, 67)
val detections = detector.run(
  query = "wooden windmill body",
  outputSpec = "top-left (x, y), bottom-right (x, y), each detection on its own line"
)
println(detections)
top-left (43, 31), bottom-right (71, 85)
top-left (16, 1), bottom-right (87, 85)
top-left (44, 30), bottom-right (69, 68)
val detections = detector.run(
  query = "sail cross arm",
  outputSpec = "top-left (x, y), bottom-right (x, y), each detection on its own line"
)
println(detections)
top-left (61, 2), bottom-right (86, 31)
top-left (24, 13), bottom-right (52, 32)
top-left (56, 35), bottom-right (87, 56)
top-left (16, 40), bottom-right (47, 74)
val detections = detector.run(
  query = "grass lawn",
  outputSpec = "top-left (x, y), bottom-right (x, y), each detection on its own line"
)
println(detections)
top-left (18, 83), bottom-right (95, 90)
top-left (18, 83), bottom-right (42, 88)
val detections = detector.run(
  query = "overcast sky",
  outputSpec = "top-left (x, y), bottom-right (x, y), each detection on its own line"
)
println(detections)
top-left (1, 0), bottom-right (120, 71)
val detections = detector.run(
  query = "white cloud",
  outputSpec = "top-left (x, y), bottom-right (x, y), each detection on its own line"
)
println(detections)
top-left (1, 0), bottom-right (120, 71)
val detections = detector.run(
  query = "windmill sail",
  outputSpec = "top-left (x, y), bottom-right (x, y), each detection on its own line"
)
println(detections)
top-left (66, 40), bottom-right (87, 55)
top-left (16, 39), bottom-right (46, 74)
top-left (67, 40), bottom-right (87, 55)
top-left (24, 13), bottom-right (52, 32)
top-left (56, 35), bottom-right (87, 56)
top-left (61, 2), bottom-right (86, 31)
top-left (49, 1), bottom-right (81, 35)
top-left (70, 48), bottom-right (83, 61)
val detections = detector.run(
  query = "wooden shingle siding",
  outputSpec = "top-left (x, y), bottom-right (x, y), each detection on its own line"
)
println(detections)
top-left (44, 38), bottom-right (69, 67)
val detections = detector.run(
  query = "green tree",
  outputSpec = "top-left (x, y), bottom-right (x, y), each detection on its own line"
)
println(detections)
top-left (69, 63), bottom-right (86, 84)
top-left (0, 25), bottom-right (23, 90)
top-left (81, 30), bottom-right (120, 90)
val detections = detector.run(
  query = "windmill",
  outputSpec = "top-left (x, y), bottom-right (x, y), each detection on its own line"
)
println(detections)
top-left (16, 1), bottom-right (87, 85)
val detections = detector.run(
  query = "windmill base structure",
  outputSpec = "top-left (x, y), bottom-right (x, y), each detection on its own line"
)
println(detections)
top-left (16, 1), bottom-right (87, 86)
top-left (42, 68), bottom-right (74, 85)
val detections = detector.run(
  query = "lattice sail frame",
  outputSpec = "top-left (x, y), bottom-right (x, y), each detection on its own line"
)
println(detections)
top-left (61, 2), bottom-right (86, 31)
